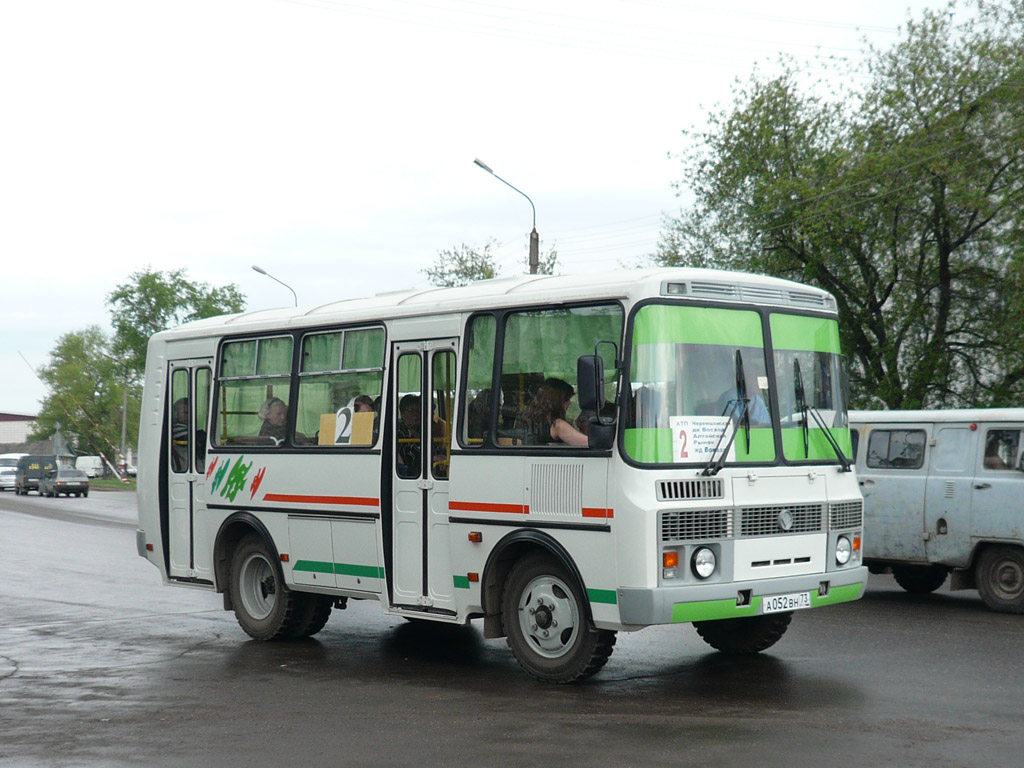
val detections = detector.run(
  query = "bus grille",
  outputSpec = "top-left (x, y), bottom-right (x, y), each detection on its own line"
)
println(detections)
top-left (829, 500), bottom-right (863, 530)
top-left (660, 509), bottom-right (733, 542)
top-left (657, 478), bottom-right (724, 502)
top-left (739, 504), bottom-right (823, 537)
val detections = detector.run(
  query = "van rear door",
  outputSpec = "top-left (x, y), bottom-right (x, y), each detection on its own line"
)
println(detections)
top-left (923, 425), bottom-right (977, 567)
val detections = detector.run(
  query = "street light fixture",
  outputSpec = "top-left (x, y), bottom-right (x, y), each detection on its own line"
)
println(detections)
top-left (473, 158), bottom-right (540, 274)
top-left (252, 264), bottom-right (298, 307)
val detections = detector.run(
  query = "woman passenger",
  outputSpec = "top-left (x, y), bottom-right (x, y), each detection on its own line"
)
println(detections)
top-left (518, 378), bottom-right (588, 447)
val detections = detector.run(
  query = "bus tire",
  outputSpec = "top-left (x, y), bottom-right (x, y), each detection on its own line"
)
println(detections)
top-left (891, 564), bottom-right (949, 594)
top-left (693, 612), bottom-right (792, 654)
top-left (501, 553), bottom-right (616, 683)
top-left (290, 594), bottom-right (334, 638)
top-left (975, 545), bottom-right (1024, 614)
top-left (228, 534), bottom-right (305, 640)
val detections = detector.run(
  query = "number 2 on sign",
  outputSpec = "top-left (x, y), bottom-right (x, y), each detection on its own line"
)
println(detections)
top-left (678, 428), bottom-right (688, 459)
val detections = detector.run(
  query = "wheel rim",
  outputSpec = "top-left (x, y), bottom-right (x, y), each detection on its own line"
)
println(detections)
top-left (516, 574), bottom-right (581, 659)
top-left (990, 557), bottom-right (1024, 601)
top-left (238, 552), bottom-right (277, 620)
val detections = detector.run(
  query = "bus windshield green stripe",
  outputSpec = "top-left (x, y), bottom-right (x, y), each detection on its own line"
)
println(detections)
top-left (770, 313), bottom-right (841, 353)
top-left (633, 305), bottom-right (764, 347)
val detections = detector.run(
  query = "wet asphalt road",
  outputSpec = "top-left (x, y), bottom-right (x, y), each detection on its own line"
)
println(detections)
top-left (1, 490), bottom-right (1022, 768)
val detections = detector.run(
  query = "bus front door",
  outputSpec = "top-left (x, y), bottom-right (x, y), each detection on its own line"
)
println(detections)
top-left (167, 360), bottom-right (213, 582)
top-left (391, 339), bottom-right (458, 614)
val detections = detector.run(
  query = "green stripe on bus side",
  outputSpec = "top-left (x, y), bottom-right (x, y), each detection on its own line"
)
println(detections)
top-left (624, 427), bottom-right (776, 463)
top-left (810, 582), bottom-right (863, 608)
top-left (587, 588), bottom-right (618, 605)
top-left (292, 561), bottom-right (384, 579)
top-left (453, 575), bottom-right (470, 589)
top-left (769, 314), bottom-right (841, 354)
top-left (632, 305), bottom-right (765, 347)
top-left (671, 597), bottom-right (762, 623)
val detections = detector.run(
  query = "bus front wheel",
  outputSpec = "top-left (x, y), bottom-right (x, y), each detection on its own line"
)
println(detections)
top-left (501, 553), bottom-right (616, 683)
top-left (976, 546), bottom-right (1024, 614)
top-left (693, 612), bottom-right (793, 654)
top-left (229, 534), bottom-right (307, 640)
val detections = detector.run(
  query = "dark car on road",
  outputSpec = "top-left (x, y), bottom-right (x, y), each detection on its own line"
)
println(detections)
top-left (40, 468), bottom-right (90, 498)
top-left (15, 455), bottom-right (58, 495)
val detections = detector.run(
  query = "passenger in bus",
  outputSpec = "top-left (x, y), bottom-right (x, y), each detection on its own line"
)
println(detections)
top-left (354, 394), bottom-right (380, 443)
top-left (466, 389), bottom-right (492, 441)
top-left (171, 398), bottom-right (189, 471)
top-left (517, 378), bottom-right (588, 447)
top-left (258, 397), bottom-right (289, 446)
top-left (715, 367), bottom-right (770, 425)
top-left (396, 395), bottom-right (422, 475)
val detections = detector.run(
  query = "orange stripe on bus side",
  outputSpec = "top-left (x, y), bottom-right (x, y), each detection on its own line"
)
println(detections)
top-left (449, 501), bottom-right (529, 514)
top-left (263, 493), bottom-right (380, 507)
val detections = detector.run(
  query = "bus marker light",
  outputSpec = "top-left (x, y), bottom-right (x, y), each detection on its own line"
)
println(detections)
top-left (280, 554), bottom-right (290, 563)
top-left (467, 572), bottom-right (479, 582)
top-left (663, 551), bottom-right (678, 568)
top-left (146, 543), bottom-right (153, 552)
top-left (853, 536), bottom-right (861, 551)
top-left (468, 532), bottom-right (482, 543)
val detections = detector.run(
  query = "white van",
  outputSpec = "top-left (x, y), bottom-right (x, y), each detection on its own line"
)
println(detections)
top-left (0, 453), bottom-right (28, 491)
top-left (75, 455), bottom-right (105, 478)
top-left (849, 409), bottom-right (1024, 613)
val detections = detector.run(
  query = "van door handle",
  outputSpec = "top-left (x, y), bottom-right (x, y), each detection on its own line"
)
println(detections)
top-left (859, 479), bottom-right (874, 486)
top-left (974, 482), bottom-right (992, 490)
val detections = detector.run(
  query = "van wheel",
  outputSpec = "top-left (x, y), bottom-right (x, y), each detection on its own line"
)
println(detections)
top-left (975, 546), bottom-right (1024, 614)
top-left (892, 564), bottom-right (949, 594)
top-left (501, 553), bottom-right (616, 683)
top-left (694, 612), bottom-right (793, 654)
top-left (229, 534), bottom-right (306, 640)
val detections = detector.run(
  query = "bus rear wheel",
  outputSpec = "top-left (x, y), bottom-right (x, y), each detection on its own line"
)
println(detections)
top-left (229, 534), bottom-right (307, 640)
top-left (975, 546), bottom-right (1024, 614)
top-left (891, 564), bottom-right (949, 594)
top-left (501, 553), bottom-right (616, 684)
top-left (693, 612), bottom-right (793, 654)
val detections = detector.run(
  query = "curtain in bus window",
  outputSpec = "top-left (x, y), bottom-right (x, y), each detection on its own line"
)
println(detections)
top-left (463, 315), bottom-right (496, 447)
top-left (625, 304), bottom-right (773, 464)
top-left (770, 313), bottom-right (851, 462)
top-left (215, 337), bottom-right (293, 447)
top-left (498, 305), bottom-right (622, 447)
top-left (295, 328), bottom-right (384, 447)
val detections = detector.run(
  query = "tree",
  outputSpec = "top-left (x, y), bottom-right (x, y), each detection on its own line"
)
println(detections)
top-left (30, 327), bottom-right (138, 461)
top-left (656, 0), bottom-right (1024, 408)
top-left (107, 268), bottom-right (246, 379)
top-left (423, 239), bottom-right (559, 287)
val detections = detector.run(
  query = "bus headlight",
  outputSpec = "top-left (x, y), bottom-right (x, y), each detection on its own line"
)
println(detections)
top-left (836, 536), bottom-right (852, 565)
top-left (692, 547), bottom-right (716, 579)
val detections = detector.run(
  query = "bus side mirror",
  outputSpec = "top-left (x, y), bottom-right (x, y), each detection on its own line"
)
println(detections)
top-left (577, 355), bottom-right (604, 412)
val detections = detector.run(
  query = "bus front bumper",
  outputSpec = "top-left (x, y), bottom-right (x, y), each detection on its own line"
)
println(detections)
top-left (617, 566), bottom-right (868, 626)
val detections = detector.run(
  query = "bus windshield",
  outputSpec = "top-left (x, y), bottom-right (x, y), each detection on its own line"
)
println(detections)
top-left (625, 304), bottom-right (776, 465)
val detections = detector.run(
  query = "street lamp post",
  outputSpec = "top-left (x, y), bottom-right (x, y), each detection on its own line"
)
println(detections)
top-left (473, 158), bottom-right (540, 274)
top-left (252, 265), bottom-right (299, 307)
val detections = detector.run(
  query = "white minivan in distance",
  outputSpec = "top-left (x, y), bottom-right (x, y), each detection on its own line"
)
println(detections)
top-left (849, 409), bottom-right (1024, 613)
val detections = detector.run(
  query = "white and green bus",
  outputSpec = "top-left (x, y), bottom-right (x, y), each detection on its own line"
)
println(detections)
top-left (136, 268), bottom-right (866, 683)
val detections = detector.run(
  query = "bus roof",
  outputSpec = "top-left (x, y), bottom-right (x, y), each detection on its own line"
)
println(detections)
top-left (850, 408), bottom-right (1024, 424)
top-left (153, 267), bottom-right (837, 342)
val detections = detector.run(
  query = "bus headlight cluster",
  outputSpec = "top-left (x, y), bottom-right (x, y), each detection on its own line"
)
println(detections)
top-left (692, 547), bottom-right (716, 579)
top-left (835, 536), bottom-right (852, 565)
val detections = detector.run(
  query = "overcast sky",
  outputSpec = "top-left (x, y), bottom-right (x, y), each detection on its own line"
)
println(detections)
top-left (1, 0), bottom-right (940, 414)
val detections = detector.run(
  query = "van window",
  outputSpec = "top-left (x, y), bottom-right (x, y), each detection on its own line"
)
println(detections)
top-left (983, 429), bottom-right (1020, 471)
top-left (866, 429), bottom-right (926, 469)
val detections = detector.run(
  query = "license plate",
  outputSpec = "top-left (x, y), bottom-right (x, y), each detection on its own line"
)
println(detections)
top-left (761, 591), bottom-right (811, 614)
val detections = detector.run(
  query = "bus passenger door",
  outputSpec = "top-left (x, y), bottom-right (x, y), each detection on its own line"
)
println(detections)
top-left (391, 339), bottom-right (458, 614)
top-left (167, 360), bottom-right (213, 581)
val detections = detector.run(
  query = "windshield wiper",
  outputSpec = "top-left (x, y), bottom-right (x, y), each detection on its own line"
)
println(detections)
top-left (793, 358), bottom-right (852, 471)
top-left (805, 405), bottom-right (853, 472)
top-left (702, 350), bottom-right (748, 477)
top-left (794, 359), bottom-right (809, 458)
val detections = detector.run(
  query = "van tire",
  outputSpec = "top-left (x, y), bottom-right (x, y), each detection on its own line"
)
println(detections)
top-left (694, 612), bottom-right (793, 654)
top-left (975, 546), bottom-right (1024, 614)
top-left (892, 564), bottom-right (949, 594)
